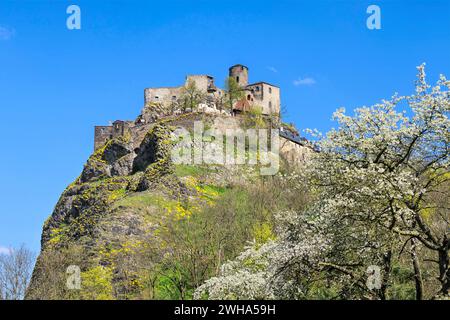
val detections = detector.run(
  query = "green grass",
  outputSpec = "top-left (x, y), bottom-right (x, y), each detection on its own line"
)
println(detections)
top-left (113, 192), bottom-right (167, 210)
top-left (174, 164), bottom-right (210, 177)
top-left (201, 184), bottom-right (227, 195)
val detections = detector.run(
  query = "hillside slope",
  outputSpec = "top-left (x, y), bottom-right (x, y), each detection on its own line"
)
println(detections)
top-left (26, 112), bottom-right (307, 299)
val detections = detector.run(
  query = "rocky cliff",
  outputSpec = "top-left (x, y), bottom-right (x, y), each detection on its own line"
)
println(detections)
top-left (27, 111), bottom-right (309, 300)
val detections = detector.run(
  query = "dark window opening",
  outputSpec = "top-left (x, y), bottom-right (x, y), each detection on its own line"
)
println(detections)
top-left (247, 94), bottom-right (251, 100)
top-left (269, 87), bottom-right (272, 94)
top-left (236, 76), bottom-right (240, 83)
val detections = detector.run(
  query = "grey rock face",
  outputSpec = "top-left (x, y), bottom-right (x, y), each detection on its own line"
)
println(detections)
top-left (80, 159), bottom-right (111, 183)
top-left (111, 153), bottom-right (135, 177)
top-left (103, 140), bottom-right (133, 164)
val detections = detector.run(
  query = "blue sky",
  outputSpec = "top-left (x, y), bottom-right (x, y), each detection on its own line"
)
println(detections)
top-left (0, 0), bottom-right (449, 254)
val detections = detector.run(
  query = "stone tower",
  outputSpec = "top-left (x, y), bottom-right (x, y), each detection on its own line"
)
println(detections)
top-left (229, 64), bottom-right (248, 87)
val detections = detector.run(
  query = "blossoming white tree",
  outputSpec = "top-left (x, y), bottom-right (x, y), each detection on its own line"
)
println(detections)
top-left (195, 65), bottom-right (449, 300)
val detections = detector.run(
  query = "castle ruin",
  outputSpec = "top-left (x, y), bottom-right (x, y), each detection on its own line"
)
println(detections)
top-left (143, 64), bottom-right (280, 116)
top-left (94, 64), bottom-right (308, 162)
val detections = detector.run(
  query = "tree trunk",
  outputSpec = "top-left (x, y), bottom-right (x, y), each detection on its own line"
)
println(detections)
top-left (438, 243), bottom-right (449, 296)
top-left (380, 250), bottom-right (392, 300)
top-left (410, 238), bottom-right (423, 300)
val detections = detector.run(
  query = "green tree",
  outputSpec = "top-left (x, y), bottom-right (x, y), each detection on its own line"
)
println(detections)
top-left (196, 65), bottom-right (450, 300)
top-left (180, 80), bottom-right (206, 112)
top-left (224, 77), bottom-right (244, 112)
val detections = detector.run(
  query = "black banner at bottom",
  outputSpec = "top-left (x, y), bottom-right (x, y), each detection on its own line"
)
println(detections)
top-left (0, 300), bottom-right (445, 319)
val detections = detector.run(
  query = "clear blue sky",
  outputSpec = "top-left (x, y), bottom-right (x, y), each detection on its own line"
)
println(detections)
top-left (0, 0), bottom-right (449, 254)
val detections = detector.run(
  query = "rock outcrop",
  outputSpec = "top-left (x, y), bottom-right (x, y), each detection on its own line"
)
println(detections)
top-left (27, 111), bottom-right (311, 300)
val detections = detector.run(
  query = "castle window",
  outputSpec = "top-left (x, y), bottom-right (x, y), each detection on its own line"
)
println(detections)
top-left (255, 86), bottom-right (260, 92)
top-left (247, 94), bottom-right (251, 100)
top-left (172, 96), bottom-right (177, 101)
top-left (236, 76), bottom-right (240, 83)
top-left (269, 87), bottom-right (272, 94)
top-left (155, 96), bottom-right (159, 100)
top-left (269, 101), bottom-right (272, 110)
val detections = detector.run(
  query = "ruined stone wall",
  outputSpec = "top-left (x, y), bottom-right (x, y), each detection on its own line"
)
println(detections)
top-left (144, 76), bottom-right (226, 112)
top-left (94, 126), bottom-right (113, 151)
top-left (111, 121), bottom-right (133, 139)
top-left (185, 75), bottom-right (210, 92)
top-left (279, 136), bottom-right (312, 165)
top-left (94, 121), bottom-right (135, 151)
top-left (144, 76), bottom-right (216, 108)
top-left (144, 87), bottom-right (183, 106)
